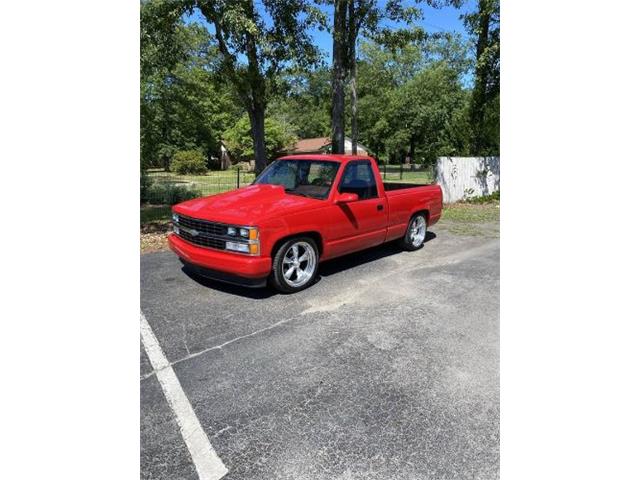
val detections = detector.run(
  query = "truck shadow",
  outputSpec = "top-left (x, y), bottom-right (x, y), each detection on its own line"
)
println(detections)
top-left (182, 231), bottom-right (436, 299)
top-left (181, 266), bottom-right (276, 299)
top-left (318, 231), bottom-right (436, 277)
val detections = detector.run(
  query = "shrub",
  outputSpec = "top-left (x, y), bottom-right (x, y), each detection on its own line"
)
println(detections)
top-left (146, 183), bottom-right (202, 205)
top-left (223, 115), bottom-right (297, 162)
top-left (170, 150), bottom-right (208, 175)
top-left (463, 190), bottom-right (500, 204)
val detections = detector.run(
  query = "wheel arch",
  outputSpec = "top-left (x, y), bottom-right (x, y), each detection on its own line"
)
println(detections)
top-left (410, 208), bottom-right (430, 225)
top-left (270, 231), bottom-right (324, 258)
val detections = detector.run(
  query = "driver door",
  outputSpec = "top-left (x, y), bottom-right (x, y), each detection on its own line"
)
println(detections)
top-left (326, 160), bottom-right (388, 256)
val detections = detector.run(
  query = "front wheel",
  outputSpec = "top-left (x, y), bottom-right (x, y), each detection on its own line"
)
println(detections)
top-left (269, 237), bottom-right (319, 293)
top-left (399, 213), bottom-right (428, 251)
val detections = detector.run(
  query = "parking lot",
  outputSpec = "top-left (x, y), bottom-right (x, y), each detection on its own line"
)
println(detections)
top-left (141, 219), bottom-right (499, 480)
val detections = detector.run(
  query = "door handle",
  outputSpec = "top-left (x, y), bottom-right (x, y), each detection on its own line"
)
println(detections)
top-left (377, 204), bottom-right (384, 211)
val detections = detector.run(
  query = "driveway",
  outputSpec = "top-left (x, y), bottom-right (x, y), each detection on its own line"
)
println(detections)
top-left (141, 222), bottom-right (500, 480)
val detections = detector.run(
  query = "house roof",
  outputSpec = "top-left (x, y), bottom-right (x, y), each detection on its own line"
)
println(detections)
top-left (291, 136), bottom-right (370, 154)
top-left (291, 137), bottom-right (331, 153)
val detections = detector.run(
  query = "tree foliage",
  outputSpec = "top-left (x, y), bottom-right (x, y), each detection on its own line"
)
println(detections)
top-left (329, 0), bottom-right (463, 155)
top-left (140, 0), bottom-right (499, 179)
top-left (464, 0), bottom-right (500, 155)
top-left (223, 115), bottom-right (297, 163)
top-left (355, 37), bottom-right (470, 163)
top-left (185, 0), bottom-right (325, 172)
top-left (268, 68), bottom-right (332, 139)
top-left (141, 1), bottom-right (240, 169)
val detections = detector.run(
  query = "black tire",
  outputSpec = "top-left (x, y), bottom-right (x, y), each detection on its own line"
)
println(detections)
top-left (269, 236), bottom-right (320, 293)
top-left (398, 213), bottom-right (428, 251)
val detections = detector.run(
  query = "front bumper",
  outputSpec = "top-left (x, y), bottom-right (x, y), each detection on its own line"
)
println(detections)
top-left (179, 259), bottom-right (267, 288)
top-left (168, 233), bottom-right (272, 281)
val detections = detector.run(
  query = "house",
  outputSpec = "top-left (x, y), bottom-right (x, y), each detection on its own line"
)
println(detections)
top-left (215, 141), bottom-right (255, 171)
top-left (289, 136), bottom-right (370, 156)
top-left (219, 141), bottom-right (232, 170)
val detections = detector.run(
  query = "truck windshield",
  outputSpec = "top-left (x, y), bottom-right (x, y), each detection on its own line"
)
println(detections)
top-left (254, 160), bottom-right (340, 199)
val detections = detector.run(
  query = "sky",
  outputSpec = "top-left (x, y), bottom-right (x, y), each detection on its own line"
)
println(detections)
top-left (307, 1), bottom-right (477, 61)
top-left (187, 1), bottom-right (477, 61)
top-left (186, 0), bottom-right (477, 86)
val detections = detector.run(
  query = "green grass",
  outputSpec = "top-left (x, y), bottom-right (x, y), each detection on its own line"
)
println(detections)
top-left (380, 167), bottom-right (434, 184)
top-left (440, 201), bottom-right (500, 237)
top-left (147, 169), bottom-right (256, 196)
top-left (141, 205), bottom-right (172, 225)
top-left (442, 203), bottom-right (500, 223)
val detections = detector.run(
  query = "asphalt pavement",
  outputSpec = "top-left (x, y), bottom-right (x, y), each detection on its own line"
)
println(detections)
top-left (141, 223), bottom-right (500, 480)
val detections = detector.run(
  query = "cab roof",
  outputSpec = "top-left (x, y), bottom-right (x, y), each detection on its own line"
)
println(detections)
top-left (277, 154), bottom-right (374, 164)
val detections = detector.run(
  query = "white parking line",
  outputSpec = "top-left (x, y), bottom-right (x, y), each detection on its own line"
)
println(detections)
top-left (140, 312), bottom-right (228, 480)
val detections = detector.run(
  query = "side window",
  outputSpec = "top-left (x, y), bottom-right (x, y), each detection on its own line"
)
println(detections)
top-left (339, 161), bottom-right (378, 200)
top-left (304, 163), bottom-right (334, 187)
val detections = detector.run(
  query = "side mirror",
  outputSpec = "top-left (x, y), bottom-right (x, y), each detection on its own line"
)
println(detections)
top-left (335, 192), bottom-right (359, 204)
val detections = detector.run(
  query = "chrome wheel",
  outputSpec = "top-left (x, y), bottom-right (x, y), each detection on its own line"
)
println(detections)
top-left (409, 215), bottom-right (427, 247)
top-left (282, 241), bottom-right (317, 288)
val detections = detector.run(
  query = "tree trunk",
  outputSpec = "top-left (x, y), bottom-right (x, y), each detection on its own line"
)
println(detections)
top-left (331, 0), bottom-right (347, 154)
top-left (470, 0), bottom-right (491, 154)
top-left (248, 103), bottom-right (267, 173)
top-left (244, 26), bottom-right (267, 174)
top-left (409, 135), bottom-right (416, 164)
top-left (349, 65), bottom-right (358, 155)
top-left (348, 1), bottom-right (358, 156)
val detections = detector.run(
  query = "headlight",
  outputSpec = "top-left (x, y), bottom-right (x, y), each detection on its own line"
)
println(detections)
top-left (172, 212), bottom-right (179, 223)
top-left (225, 241), bottom-right (250, 253)
top-left (225, 226), bottom-right (259, 254)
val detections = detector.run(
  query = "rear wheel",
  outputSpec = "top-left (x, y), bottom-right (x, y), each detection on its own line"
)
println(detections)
top-left (269, 237), bottom-right (319, 293)
top-left (399, 213), bottom-right (428, 251)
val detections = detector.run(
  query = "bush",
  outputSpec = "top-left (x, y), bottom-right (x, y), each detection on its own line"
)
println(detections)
top-left (463, 190), bottom-right (500, 204)
top-left (170, 150), bottom-right (208, 175)
top-left (146, 183), bottom-right (202, 205)
top-left (223, 115), bottom-right (297, 162)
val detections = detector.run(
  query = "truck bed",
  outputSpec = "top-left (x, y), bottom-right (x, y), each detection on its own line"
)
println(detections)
top-left (383, 182), bottom-right (434, 191)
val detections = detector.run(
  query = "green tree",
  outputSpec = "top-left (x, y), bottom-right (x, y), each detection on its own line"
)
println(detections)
top-left (223, 115), bottom-right (297, 163)
top-left (384, 64), bottom-right (466, 163)
top-left (268, 68), bottom-right (332, 139)
top-left (356, 41), bottom-right (424, 159)
top-left (186, 0), bottom-right (325, 172)
top-left (464, 0), bottom-right (500, 154)
top-left (141, 1), bottom-right (240, 169)
top-left (330, 0), bottom-right (462, 155)
top-left (356, 39), bottom-right (469, 163)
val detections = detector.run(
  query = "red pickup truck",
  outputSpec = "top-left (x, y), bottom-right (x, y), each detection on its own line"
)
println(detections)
top-left (169, 155), bottom-right (442, 292)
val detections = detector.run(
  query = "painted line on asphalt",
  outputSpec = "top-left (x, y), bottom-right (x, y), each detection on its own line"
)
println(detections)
top-left (140, 312), bottom-right (228, 480)
top-left (140, 316), bottom-right (298, 382)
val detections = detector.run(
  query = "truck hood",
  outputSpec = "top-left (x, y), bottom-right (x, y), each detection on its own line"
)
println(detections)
top-left (173, 184), bottom-right (322, 225)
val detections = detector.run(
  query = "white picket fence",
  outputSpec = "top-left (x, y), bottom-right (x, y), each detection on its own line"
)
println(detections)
top-left (436, 156), bottom-right (500, 203)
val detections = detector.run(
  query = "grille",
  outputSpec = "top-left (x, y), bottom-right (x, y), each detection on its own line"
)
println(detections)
top-left (176, 214), bottom-right (227, 236)
top-left (177, 228), bottom-right (227, 250)
top-left (175, 214), bottom-right (228, 250)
